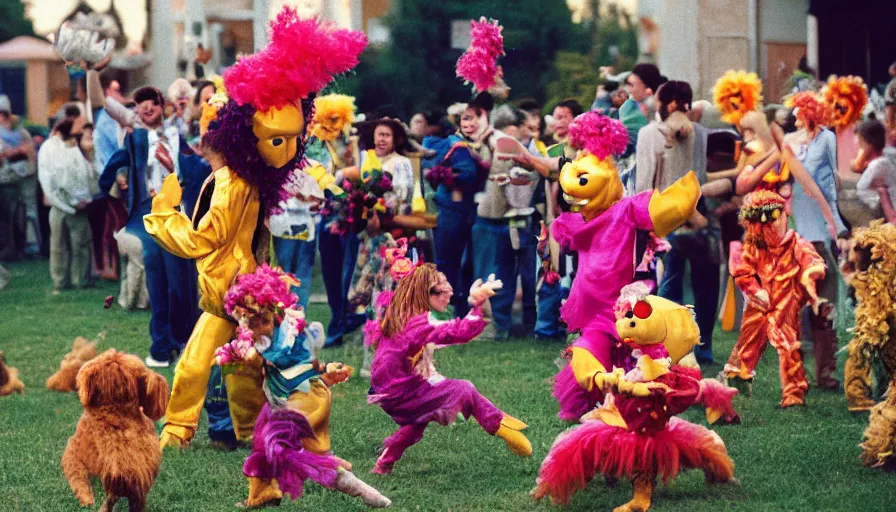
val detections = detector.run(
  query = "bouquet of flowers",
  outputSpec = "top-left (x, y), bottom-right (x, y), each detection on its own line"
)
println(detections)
top-left (323, 151), bottom-right (395, 234)
top-left (215, 325), bottom-right (257, 367)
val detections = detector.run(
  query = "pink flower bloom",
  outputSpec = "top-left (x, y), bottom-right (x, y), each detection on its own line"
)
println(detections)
top-left (224, 264), bottom-right (299, 322)
top-left (456, 17), bottom-right (504, 92)
top-left (389, 257), bottom-right (415, 281)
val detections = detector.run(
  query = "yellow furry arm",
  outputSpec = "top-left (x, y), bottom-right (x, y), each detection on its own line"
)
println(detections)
top-left (648, 171), bottom-right (701, 238)
top-left (144, 168), bottom-right (253, 260)
top-left (569, 347), bottom-right (609, 391)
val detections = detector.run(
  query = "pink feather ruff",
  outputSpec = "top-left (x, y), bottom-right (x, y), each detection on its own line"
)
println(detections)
top-left (533, 417), bottom-right (734, 505)
top-left (697, 378), bottom-right (740, 423)
top-left (567, 111), bottom-right (630, 160)
top-left (224, 7), bottom-right (368, 110)
top-left (243, 405), bottom-right (340, 499)
top-left (456, 17), bottom-right (504, 92)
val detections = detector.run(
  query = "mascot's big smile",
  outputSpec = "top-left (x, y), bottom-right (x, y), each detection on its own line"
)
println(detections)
top-left (558, 153), bottom-right (624, 221)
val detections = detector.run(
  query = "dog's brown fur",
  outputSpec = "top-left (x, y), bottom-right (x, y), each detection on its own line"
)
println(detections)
top-left (61, 350), bottom-right (169, 511)
top-left (0, 351), bottom-right (25, 395)
top-left (46, 337), bottom-right (98, 392)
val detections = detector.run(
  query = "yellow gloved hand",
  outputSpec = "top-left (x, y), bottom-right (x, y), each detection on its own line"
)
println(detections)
top-left (321, 362), bottom-right (354, 387)
top-left (152, 173), bottom-right (182, 212)
top-left (412, 196), bottom-right (427, 214)
top-left (648, 170), bottom-right (701, 237)
top-left (593, 367), bottom-right (625, 390)
top-left (306, 164), bottom-right (344, 196)
top-left (617, 378), bottom-right (652, 397)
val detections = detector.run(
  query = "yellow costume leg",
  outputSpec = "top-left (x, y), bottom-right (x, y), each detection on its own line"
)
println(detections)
top-left (162, 313), bottom-right (263, 446)
top-left (613, 473), bottom-right (654, 512)
top-left (227, 367), bottom-right (267, 441)
top-left (285, 381), bottom-right (333, 453)
top-left (240, 477), bottom-right (283, 509)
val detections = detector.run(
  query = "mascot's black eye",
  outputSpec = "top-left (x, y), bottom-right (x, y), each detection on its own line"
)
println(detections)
top-left (625, 311), bottom-right (634, 319)
top-left (272, 138), bottom-right (284, 147)
top-left (629, 321), bottom-right (636, 328)
top-left (579, 177), bottom-right (588, 186)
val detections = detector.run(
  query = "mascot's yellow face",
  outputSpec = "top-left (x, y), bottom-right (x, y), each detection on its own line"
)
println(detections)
top-left (615, 295), bottom-right (700, 365)
top-left (253, 103), bottom-right (304, 169)
top-left (558, 153), bottom-right (623, 221)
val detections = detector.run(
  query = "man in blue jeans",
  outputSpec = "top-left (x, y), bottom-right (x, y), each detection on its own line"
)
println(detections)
top-left (318, 226), bottom-right (361, 345)
top-left (472, 107), bottom-right (538, 339)
top-left (99, 86), bottom-right (209, 367)
top-left (657, 208), bottom-right (720, 364)
top-left (305, 135), bottom-right (363, 346)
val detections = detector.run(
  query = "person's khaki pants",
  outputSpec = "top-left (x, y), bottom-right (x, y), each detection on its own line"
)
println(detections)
top-left (49, 207), bottom-right (91, 289)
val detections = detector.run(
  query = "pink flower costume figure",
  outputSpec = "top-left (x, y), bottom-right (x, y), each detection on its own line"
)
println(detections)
top-left (216, 265), bottom-right (391, 509)
top-left (366, 263), bottom-right (533, 474)
top-left (534, 296), bottom-right (737, 511)
top-left (551, 112), bottom-right (701, 421)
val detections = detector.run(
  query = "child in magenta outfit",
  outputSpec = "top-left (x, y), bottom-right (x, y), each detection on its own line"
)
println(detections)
top-left (366, 262), bottom-right (532, 474)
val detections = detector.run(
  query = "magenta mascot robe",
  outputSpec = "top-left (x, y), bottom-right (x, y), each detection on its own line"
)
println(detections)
top-left (551, 191), bottom-right (655, 421)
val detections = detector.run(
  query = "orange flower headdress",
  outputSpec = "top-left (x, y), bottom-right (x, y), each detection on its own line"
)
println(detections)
top-left (785, 91), bottom-right (829, 130)
top-left (821, 75), bottom-right (867, 129)
top-left (712, 70), bottom-right (763, 126)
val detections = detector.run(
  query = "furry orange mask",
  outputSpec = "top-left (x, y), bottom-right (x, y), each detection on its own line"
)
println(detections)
top-left (712, 70), bottom-right (763, 126)
top-left (822, 75), bottom-right (867, 129)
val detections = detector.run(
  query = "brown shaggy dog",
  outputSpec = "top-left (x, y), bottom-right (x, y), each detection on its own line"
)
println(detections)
top-left (0, 351), bottom-right (25, 395)
top-left (46, 336), bottom-right (98, 392)
top-left (61, 350), bottom-right (169, 511)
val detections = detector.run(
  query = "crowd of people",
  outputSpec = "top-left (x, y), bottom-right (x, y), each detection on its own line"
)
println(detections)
top-left (3, 53), bottom-right (896, 368)
top-left (3, 8), bottom-right (896, 510)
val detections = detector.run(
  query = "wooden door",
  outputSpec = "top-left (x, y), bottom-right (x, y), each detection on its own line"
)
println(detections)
top-left (766, 42), bottom-right (808, 104)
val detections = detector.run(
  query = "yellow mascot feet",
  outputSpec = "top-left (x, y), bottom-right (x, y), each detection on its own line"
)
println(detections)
top-left (613, 474), bottom-right (654, 512)
top-left (495, 415), bottom-right (533, 457)
top-left (237, 477), bottom-right (283, 510)
top-left (159, 426), bottom-right (192, 449)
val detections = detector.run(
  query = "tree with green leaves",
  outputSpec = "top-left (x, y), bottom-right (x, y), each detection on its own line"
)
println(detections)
top-left (340, 0), bottom-right (577, 118)
top-left (0, 0), bottom-right (35, 43)
top-left (544, 3), bottom-right (638, 110)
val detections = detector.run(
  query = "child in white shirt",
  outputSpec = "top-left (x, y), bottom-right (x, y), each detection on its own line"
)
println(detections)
top-left (855, 120), bottom-right (896, 223)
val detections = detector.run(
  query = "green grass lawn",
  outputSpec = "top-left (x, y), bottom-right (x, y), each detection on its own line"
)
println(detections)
top-left (0, 260), bottom-right (893, 511)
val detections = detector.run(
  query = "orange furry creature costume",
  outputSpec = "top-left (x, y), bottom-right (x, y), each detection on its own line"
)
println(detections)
top-left (821, 75), bottom-right (868, 179)
top-left (840, 221), bottom-right (896, 412)
top-left (861, 377), bottom-right (896, 468)
top-left (724, 191), bottom-right (827, 407)
top-left (46, 336), bottom-right (98, 392)
top-left (0, 351), bottom-right (24, 395)
top-left (61, 350), bottom-right (169, 511)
